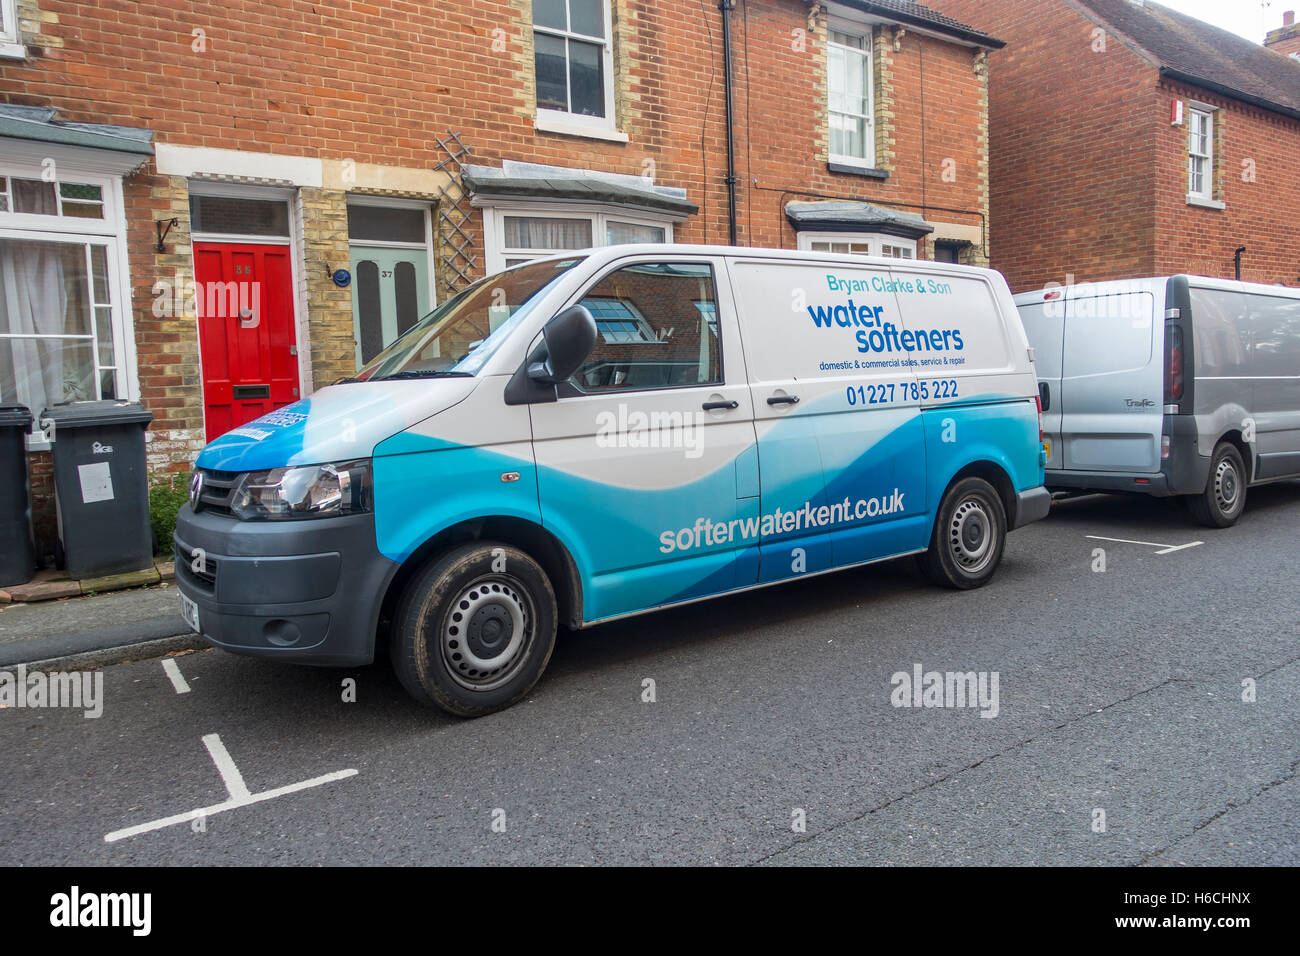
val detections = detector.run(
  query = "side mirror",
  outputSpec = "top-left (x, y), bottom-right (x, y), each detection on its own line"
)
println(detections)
top-left (527, 305), bottom-right (597, 385)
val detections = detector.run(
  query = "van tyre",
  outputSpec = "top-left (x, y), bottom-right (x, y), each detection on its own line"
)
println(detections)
top-left (921, 477), bottom-right (1007, 590)
top-left (1188, 442), bottom-right (1247, 529)
top-left (391, 542), bottom-right (557, 718)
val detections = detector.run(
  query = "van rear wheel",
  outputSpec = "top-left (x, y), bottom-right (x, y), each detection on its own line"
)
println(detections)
top-left (1187, 442), bottom-right (1247, 528)
top-left (390, 542), bottom-right (557, 718)
top-left (921, 477), bottom-right (1007, 590)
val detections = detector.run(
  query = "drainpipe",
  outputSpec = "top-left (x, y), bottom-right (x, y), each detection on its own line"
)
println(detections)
top-left (1234, 246), bottom-right (1246, 280)
top-left (720, 0), bottom-right (739, 245)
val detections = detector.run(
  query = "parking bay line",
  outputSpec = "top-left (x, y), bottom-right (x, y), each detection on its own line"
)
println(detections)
top-left (1085, 534), bottom-right (1204, 555)
top-left (104, 733), bottom-right (357, 843)
top-left (160, 658), bottom-right (190, 694)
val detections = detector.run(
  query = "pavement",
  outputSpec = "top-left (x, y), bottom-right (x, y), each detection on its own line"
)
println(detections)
top-left (0, 581), bottom-right (201, 669)
top-left (0, 484), bottom-right (1296, 865)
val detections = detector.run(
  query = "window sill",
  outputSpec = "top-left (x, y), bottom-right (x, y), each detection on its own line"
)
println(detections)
top-left (0, 40), bottom-right (25, 60)
top-left (535, 112), bottom-right (629, 143)
top-left (827, 161), bottom-right (889, 180)
top-left (1186, 195), bottom-right (1225, 210)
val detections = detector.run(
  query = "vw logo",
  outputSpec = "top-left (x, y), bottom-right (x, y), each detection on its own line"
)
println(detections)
top-left (189, 470), bottom-right (204, 512)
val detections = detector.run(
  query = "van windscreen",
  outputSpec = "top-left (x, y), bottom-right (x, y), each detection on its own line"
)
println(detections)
top-left (355, 257), bottom-right (585, 381)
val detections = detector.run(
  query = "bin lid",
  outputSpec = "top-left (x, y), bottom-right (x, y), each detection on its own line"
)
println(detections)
top-left (39, 400), bottom-right (154, 428)
top-left (0, 403), bottom-right (32, 429)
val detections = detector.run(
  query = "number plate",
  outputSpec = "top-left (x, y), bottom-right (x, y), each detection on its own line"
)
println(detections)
top-left (180, 592), bottom-right (201, 633)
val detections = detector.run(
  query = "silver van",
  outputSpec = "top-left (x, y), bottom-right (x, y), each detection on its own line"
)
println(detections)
top-left (1016, 276), bottom-right (1300, 527)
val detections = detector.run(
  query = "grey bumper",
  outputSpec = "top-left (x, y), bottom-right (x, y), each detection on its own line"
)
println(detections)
top-left (173, 506), bottom-right (399, 666)
top-left (1010, 486), bottom-right (1052, 530)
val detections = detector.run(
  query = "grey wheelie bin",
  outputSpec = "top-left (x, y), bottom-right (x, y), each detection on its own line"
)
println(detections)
top-left (42, 401), bottom-right (154, 578)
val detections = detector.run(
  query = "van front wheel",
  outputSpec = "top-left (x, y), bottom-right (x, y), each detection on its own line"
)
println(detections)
top-left (390, 542), bottom-right (557, 717)
top-left (1187, 442), bottom-right (1247, 528)
top-left (921, 477), bottom-right (1007, 590)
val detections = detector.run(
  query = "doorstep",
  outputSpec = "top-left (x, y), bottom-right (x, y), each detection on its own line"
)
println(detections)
top-left (0, 559), bottom-right (176, 605)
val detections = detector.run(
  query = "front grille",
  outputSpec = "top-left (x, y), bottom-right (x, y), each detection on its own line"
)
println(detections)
top-left (174, 536), bottom-right (219, 594)
top-left (195, 468), bottom-right (240, 517)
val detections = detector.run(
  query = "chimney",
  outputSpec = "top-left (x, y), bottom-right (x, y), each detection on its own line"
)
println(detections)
top-left (1266, 10), bottom-right (1300, 58)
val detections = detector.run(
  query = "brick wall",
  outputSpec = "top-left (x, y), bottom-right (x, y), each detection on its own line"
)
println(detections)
top-left (929, 0), bottom-right (1160, 292)
top-left (1154, 82), bottom-right (1300, 285)
top-left (931, 0), bottom-right (1300, 293)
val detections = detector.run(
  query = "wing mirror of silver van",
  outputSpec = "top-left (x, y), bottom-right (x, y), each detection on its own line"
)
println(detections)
top-left (527, 305), bottom-right (598, 385)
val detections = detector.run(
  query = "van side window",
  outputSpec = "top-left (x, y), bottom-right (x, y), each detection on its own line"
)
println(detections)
top-left (571, 262), bottom-right (722, 392)
top-left (1189, 287), bottom-right (1250, 377)
top-left (1246, 295), bottom-right (1300, 378)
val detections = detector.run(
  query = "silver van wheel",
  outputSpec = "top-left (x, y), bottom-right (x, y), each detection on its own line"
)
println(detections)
top-left (948, 496), bottom-right (998, 574)
top-left (443, 576), bottom-right (534, 692)
top-left (1188, 442), bottom-right (1247, 529)
top-left (1213, 457), bottom-right (1241, 513)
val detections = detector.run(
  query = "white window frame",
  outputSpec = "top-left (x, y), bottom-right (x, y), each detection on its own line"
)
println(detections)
top-left (533, 0), bottom-right (620, 138)
top-left (0, 161), bottom-right (134, 451)
top-left (1187, 105), bottom-right (1217, 206)
top-left (481, 202), bottom-right (675, 275)
top-left (797, 231), bottom-right (916, 259)
top-left (827, 20), bottom-right (875, 169)
top-left (0, 0), bottom-right (25, 60)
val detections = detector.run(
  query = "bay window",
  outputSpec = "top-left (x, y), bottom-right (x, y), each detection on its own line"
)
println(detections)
top-left (484, 204), bottom-right (672, 274)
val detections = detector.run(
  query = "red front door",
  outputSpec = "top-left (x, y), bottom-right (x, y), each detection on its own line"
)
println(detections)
top-left (193, 242), bottom-right (299, 442)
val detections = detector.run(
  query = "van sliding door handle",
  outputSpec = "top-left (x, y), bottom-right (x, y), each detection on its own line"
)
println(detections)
top-left (767, 395), bottom-right (800, 406)
top-left (702, 400), bottom-right (740, 411)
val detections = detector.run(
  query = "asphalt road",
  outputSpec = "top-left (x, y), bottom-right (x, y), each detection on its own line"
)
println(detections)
top-left (2, 485), bottom-right (1297, 865)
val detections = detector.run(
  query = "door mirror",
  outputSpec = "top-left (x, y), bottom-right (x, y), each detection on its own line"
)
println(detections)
top-left (527, 305), bottom-right (597, 385)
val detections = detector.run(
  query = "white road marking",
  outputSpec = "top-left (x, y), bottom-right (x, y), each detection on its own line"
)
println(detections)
top-left (161, 658), bottom-right (191, 694)
top-left (1086, 534), bottom-right (1204, 555)
top-left (202, 733), bottom-right (251, 801)
top-left (103, 735), bottom-right (357, 843)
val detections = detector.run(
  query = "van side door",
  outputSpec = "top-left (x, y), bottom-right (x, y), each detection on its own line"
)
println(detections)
top-left (528, 256), bottom-right (760, 623)
top-left (725, 257), bottom-right (927, 581)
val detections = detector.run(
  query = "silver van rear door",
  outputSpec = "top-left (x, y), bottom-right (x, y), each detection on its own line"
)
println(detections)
top-left (1016, 296), bottom-right (1064, 468)
top-left (1061, 291), bottom-right (1161, 473)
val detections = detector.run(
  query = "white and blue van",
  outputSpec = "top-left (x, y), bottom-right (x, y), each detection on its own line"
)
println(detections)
top-left (175, 245), bottom-right (1049, 716)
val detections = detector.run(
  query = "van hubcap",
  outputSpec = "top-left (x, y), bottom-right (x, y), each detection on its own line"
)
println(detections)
top-left (949, 498), bottom-right (996, 574)
top-left (1214, 459), bottom-right (1240, 513)
top-left (442, 576), bottom-right (531, 691)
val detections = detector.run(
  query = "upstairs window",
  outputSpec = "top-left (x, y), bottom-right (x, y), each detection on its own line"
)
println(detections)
top-left (534, 0), bottom-right (615, 129)
top-left (1188, 107), bottom-right (1215, 203)
top-left (828, 27), bottom-right (874, 167)
top-left (1, 0), bottom-right (24, 59)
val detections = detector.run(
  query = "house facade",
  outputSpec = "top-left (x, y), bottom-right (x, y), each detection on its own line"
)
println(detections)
top-left (929, 0), bottom-right (1300, 293)
top-left (0, 0), bottom-right (1000, 563)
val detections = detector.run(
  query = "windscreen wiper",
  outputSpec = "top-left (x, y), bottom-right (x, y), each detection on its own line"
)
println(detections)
top-left (372, 370), bottom-right (473, 381)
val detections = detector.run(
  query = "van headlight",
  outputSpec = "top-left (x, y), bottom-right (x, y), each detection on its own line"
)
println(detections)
top-left (230, 459), bottom-right (373, 520)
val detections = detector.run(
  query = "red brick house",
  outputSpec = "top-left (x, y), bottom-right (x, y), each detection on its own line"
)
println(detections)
top-left (929, 0), bottom-right (1300, 293)
top-left (0, 0), bottom-right (1001, 564)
